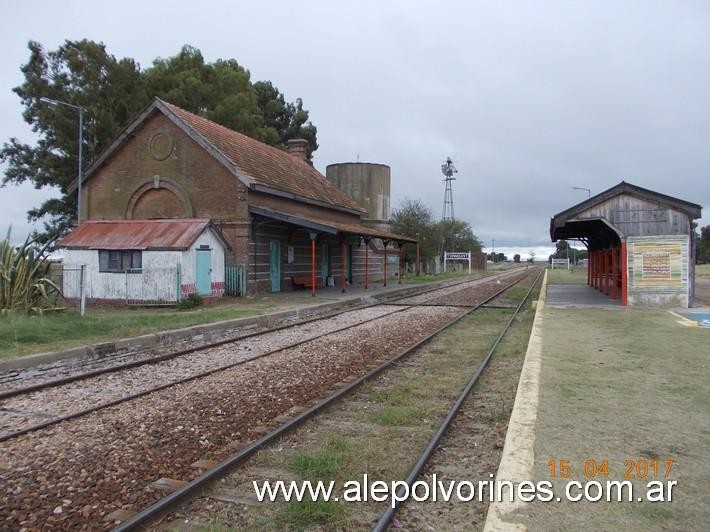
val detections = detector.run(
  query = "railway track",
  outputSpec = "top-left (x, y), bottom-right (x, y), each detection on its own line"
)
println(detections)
top-left (0, 269), bottom-right (521, 398)
top-left (0, 268), bottom-right (533, 529)
top-left (372, 269), bottom-right (543, 531)
top-left (113, 269), bottom-right (542, 531)
top-left (0, 270), bottom-right (526, 444)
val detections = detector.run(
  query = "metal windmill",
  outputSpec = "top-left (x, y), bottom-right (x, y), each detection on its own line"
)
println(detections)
top-left (441, 156), bottom-right (458, 221)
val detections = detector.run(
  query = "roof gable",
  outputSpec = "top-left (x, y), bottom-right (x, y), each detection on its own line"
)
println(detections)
top-left (82, 98), bottom-right (367, 215)
top-left (552, 181), bottom-right (702, 223)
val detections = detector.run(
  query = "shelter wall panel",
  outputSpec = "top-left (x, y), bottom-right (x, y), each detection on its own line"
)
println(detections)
top-left (626, 235), bottom-right (689, 307)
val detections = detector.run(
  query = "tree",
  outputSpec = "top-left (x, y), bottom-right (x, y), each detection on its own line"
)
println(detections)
top-left (513, 254), bottom-right (521, 263)
top-left (1, 40), bottom-right (147, 242)
top-left (435, 219), bottom-right (482, 256)
top-left (2, 41), bottom-right (319, 243)
top-left (390, 199), bottom-right (436, 262)
top-left (698, 225), bottom-right (710, 263)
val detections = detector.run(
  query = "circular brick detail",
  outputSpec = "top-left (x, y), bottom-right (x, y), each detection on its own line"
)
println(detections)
top-left (149, 133), bottom-right (173, 161)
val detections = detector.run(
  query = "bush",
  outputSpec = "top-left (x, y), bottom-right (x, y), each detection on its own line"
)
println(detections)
top-left (176, 293), bottom-right (203, 310)
top-left (1, 229), bottom-right (61, 315)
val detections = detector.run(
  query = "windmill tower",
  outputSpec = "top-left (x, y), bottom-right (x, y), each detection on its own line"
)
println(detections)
top-left (441, 156), bottom-right (457, 221)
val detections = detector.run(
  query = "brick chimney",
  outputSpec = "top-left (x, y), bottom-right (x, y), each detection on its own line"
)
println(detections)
top-left (287, 138), bottom-right (309, 161)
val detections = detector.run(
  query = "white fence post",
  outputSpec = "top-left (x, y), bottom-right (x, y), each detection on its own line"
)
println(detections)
top-left (79, 264), bottom-right (86, 317)
top-left (176, 264), bottom-right (182, 302)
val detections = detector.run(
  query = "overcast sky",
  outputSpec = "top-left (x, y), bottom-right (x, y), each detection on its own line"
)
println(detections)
top-left (1, 1), bottom-right (709, 257)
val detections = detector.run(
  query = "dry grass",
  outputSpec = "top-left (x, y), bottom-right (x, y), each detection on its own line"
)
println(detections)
top-left (519, 306), bottom-right (710, 531)
top-left (695, 264), bottom-right (710, 278)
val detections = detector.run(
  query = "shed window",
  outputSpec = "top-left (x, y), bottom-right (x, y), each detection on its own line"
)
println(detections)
top-left (98, 250), bottom-right (142, 272)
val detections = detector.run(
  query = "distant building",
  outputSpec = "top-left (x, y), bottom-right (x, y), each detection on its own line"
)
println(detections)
top-left (550, 181), bottom-right (702, 307)
top-left (59, 98), bottom-right (414, 301)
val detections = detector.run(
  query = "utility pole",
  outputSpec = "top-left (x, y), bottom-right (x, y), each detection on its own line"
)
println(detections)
top-left (40, 97), bottom-right (85, 223)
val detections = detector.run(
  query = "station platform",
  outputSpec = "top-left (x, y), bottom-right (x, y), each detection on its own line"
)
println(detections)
top-left (545, 283), bottom-right (621, 307)
top-left (486, 271), bottom-right (709, 531)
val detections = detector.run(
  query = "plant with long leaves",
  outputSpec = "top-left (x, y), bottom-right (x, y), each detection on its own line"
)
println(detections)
top-left (0, 229), bottom-right (61, 315)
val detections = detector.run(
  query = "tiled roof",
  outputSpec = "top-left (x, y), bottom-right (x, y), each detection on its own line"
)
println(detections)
top-left (160, 101), bottom-right (367, 214)
top-left (58, 219), bottom-right (224, 250)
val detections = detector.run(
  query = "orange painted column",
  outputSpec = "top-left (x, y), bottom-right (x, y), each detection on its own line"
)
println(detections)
top-left (590, 251), bottom-right (594, 288)
top-left (311, 238), bottom-right (316, 298)
top-left (341, 241), bottom-right (346, 293)
top-left (611, 246), bottom-right (618, 300)
top-left (383, 242), bottom-right (388, 288)
top-left (621, 241), bottom-right (628, 306)
top-left (364, 241), bottom-right (369, 289)
top-left (587, 251), bottom-right (591, 285)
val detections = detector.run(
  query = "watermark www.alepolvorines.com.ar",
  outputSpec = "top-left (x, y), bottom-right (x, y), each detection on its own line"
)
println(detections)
top-left (252, 474), bottom-right (677, 508)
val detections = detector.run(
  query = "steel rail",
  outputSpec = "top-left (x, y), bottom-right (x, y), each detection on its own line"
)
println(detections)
top-left (0, 268), bottom-right (522, 400)
top-left (0, 305), bottom-right (414, 443)
top-left (112, 269), bottom-right (536, 531)
top-left (0, 271), bottom-right (524, 442)
top-left (371, 268), bottom-right (544, 532)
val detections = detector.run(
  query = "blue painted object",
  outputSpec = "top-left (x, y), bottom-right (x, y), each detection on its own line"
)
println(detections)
top-left (683, 312), bottom-right (710, 328)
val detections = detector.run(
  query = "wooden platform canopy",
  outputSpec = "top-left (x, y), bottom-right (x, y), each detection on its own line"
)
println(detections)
top-left (250, 206), bottom-right (417, 296)
top-left (550, 181), bottom-right (702, 306)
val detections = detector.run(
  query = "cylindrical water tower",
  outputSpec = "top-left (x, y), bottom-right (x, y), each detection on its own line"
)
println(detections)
top-left (325, 163), bottom-right (391, 231)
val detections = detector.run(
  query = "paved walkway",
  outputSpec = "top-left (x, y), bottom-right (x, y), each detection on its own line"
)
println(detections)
top-left (546, 283), bottom-right (621, 307)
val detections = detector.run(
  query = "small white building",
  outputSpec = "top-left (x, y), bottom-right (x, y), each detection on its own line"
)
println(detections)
top-left (59, 219), bottom-right (228, 304)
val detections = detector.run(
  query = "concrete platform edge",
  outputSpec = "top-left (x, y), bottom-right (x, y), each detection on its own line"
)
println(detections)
top-left (484, 269), bottom-right (548, 532)
top-left (0, 274), bottom-right (498, 372)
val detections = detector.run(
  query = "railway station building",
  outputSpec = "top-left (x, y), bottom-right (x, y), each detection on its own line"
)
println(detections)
top-left (550, 182), bottom-right (702, 307)
top-left (59, 98), bottom-right (415, 300)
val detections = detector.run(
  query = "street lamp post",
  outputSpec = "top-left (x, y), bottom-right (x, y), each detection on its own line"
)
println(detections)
top-left (572, 186), bottom-right (591, 199)
top-left (40, 97), bottom-right (85, 224)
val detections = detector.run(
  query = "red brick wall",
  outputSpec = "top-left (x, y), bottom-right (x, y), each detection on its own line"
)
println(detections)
top-left (83, 112), bottom-right (250, 265)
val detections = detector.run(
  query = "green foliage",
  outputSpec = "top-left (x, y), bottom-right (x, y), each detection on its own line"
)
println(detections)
top-left (177, 293), bottom-right (203, 310)
top-left (697, 225), bottom-right (710, 264)
top-left (550, 239), bottom-right (588, 263)
top-left (282, 499), bottom-right (345, 529)
top-left (513, 253), bottom-right (521, 263)
top-left (487, 252), bottom-right (508, 262)
top-left (2, 41), bottom-right (319, 244)
top-left (436, 219), bottom-right (483, 255)
top-left (290, 436), bottom-right (354, 479)
top-left (390, 199), bottom-right (482, 262)
top-left (368, 406), bottom-right (421, 426)
top-left (0, 228), bottom-right (61, 314)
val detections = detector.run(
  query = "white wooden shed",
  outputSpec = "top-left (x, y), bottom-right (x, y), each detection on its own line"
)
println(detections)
top-left (58, 219), bottom-right (228, 304)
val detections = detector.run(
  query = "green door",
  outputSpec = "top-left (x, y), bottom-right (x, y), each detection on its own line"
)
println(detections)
top-left (270, 240), bottom-right (281, 292)
top-left (321, 243), bottom-right (329, 284)
top-left (195, 249), bottom-right (212, 295)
